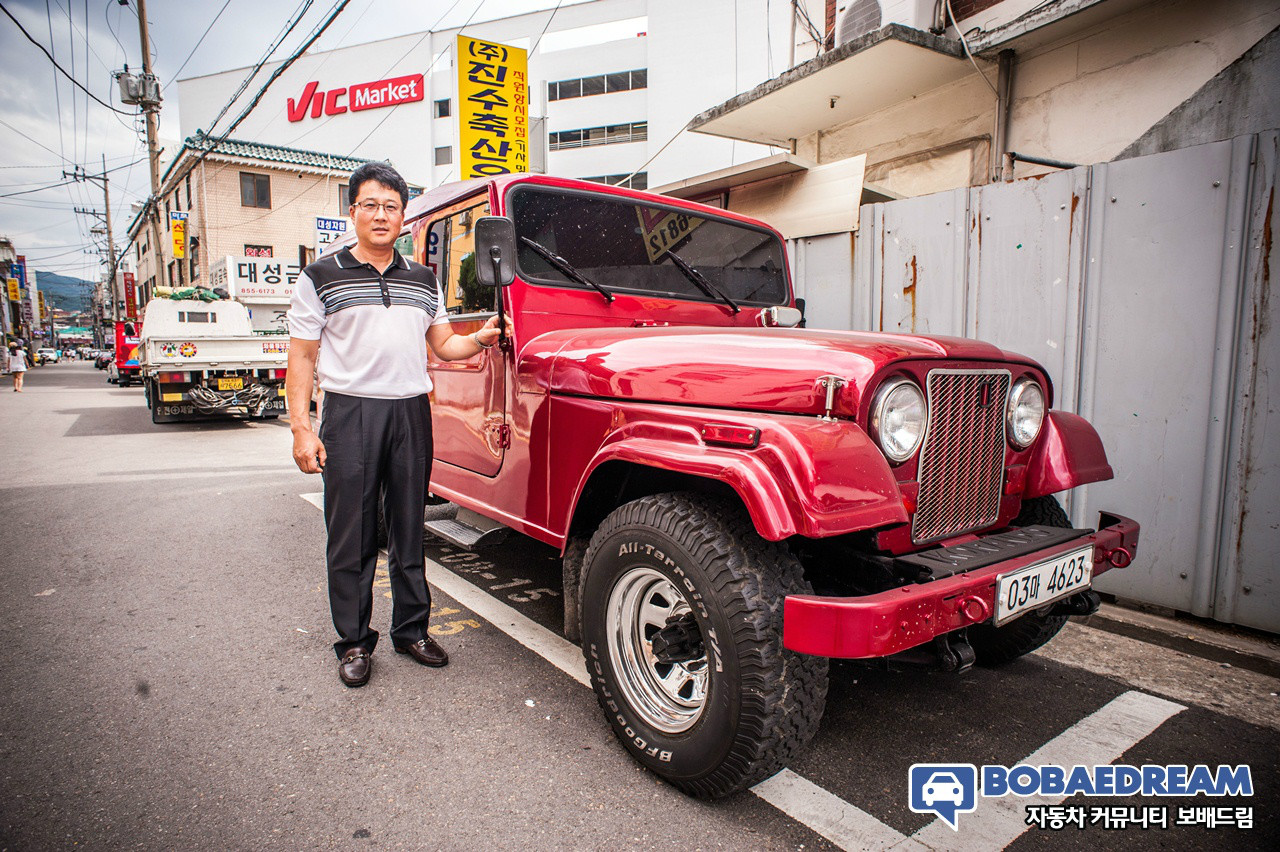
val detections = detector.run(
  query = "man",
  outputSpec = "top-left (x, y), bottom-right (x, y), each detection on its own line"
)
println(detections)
top-left (286, 162), bottom-right (507, 688)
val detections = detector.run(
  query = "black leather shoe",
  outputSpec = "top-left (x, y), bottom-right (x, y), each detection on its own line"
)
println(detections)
top-left (338, 648), bottom-right (371, 687)
top-left (395, 636), bottom-right (449, 667)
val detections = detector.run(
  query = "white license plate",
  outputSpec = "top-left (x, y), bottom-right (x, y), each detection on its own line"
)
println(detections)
top-left (994, 545), bottom-right (1094, 626)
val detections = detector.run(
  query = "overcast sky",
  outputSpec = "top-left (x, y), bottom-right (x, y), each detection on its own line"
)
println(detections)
top-left (0, 0), bottom-right (590, 283)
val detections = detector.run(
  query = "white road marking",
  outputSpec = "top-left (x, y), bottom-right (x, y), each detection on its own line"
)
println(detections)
top-left (424, 556), bottom-right (590, 688)
top-left (298, 493), bottom-right (1187, 850)
top-left (752, 769), bottom-right (917, 851)
top-left (910, 690), bottom-right (1186, 851)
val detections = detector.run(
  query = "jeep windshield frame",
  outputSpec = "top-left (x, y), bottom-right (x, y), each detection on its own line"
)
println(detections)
top-left (505, 185), bottom-right (790, 308)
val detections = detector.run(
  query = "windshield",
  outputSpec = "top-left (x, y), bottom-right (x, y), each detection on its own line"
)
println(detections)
top-left (509, 186), bottom-right (788, 306)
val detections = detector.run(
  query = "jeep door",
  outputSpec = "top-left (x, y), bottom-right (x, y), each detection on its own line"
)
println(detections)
top-left (422, 196), bottom-right (507, 476)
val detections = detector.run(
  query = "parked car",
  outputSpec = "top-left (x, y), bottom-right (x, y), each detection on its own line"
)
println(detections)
top-left (36, 347), bottom-right (58, 364)
top-left (94, 350), bottom-right (114, 369)
top-left (358, 174), bottom-right (1139, 799)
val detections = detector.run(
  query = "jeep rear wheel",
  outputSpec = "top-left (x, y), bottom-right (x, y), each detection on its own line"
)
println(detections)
top-left (969, 495), bottom-right (1072, 665)
top-left (581, 493), bottom-right (828, 799)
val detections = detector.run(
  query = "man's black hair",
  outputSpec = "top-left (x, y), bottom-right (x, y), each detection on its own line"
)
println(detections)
top-left (348, 161), bottom-right (409, 209)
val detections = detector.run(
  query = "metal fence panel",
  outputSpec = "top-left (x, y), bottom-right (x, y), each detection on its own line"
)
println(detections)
top-left (850, 133), bottom-right (1278, 631)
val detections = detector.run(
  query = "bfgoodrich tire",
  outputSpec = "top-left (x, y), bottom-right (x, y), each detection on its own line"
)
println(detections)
top-left (580, 492), bottom-right (828, 799)
top-left (968, 495), bottom-right (1072, 665)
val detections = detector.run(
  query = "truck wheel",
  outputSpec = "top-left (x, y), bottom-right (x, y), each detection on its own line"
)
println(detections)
top-left (580, 492), bottom-right (828, 799)
top-left (143, 380), bottom-right (152, 410)
top-left (968, 496), bottom-right (1072, 665)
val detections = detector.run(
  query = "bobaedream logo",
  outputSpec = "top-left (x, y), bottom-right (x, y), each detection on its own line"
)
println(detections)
top-left (909, 764), bottom-right (978, 830)
top-left (910, 762), bottom-right (1253, 831)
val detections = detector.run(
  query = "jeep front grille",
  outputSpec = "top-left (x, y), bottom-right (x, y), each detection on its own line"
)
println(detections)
top-left (911, 369), bottom-right (1011, 544)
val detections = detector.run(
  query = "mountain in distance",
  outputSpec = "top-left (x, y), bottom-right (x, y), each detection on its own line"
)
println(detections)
top-left (34, 270), bottom-right (95, 312)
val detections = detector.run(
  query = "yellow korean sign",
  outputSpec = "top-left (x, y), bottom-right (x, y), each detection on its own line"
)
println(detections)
top-left (37, 292), bottom-right (46, 317)
top-left (170, 211), bottom-right (189, 259)
top-left (457, 35), bottom-right (528, 178)
top-left (6, 278), bottom-right (18, 302)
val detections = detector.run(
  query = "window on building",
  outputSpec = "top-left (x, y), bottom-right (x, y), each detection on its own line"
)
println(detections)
top-left (434, 98), bottom-right (451, 118)
top-left (173, 189), bottom-right (181, 212)
top-left (548, 69), bottom-right (647, 101)
top-left (168, 261), bottom-right (176, 288)
top-left (185, 174), bottom-right (193, 209)
top-left (435, 146), bottom-right (452, 166)
top-left (245, 245), bottom-right (273, 258)
top-left (581, 172), bottom-right (649, 190)
top-left (189, 237), bottom-right (200, 281)
top-left (239, 172), bottom-right (271, 209)
top-left (548, 122), bottom-right (647, 151)
top-left (165, 200), bottom-right (171, 229)
top-left (338, 183), bottom-right (349, 216)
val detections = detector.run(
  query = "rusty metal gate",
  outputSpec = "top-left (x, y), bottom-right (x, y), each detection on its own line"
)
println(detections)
top-left (796, 132), bottom-right (1277, 632)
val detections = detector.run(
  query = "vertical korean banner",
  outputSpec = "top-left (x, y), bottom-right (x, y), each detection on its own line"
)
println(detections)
top-left (457, 35), bottom-right (528, 178)
top-left (170, 211), bottom-right (189, 259)
top-left (124, 272), bottom-right (137, 320)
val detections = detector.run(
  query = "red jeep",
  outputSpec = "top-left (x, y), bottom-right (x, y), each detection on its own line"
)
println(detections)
top-left (401, 175), bottom-right (1137, 798)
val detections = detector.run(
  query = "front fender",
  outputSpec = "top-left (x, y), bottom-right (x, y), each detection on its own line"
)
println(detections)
top-left (567, 404), bottom-right (908, 542)
top-left (1025, 410), bottom-right (1114, 498)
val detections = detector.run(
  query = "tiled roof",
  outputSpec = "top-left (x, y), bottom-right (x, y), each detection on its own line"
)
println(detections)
top-left (183, 132), bottom-right (370, 173)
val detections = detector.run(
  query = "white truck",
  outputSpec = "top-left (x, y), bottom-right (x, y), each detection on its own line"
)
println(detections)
top-left (138, 298), bottom-right (289, 424)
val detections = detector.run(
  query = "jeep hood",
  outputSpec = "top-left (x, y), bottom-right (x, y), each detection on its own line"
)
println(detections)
top-left (521, 326), bottom-right (1043, 417)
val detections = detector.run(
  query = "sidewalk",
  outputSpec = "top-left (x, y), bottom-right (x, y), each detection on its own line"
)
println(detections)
top-left (1080, 602), bottom-right (1280, 679)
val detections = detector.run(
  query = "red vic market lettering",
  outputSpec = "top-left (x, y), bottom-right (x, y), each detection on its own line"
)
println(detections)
top-left (287, 73), bottom-right (424, 122)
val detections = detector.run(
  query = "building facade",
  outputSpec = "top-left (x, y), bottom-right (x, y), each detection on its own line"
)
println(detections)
top-left (126, 135), bottom-right (367, 313)
top-left (175, 0), bottom-right (831, 192)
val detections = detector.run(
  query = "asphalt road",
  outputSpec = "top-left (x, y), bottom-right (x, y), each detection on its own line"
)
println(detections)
top-left (1, 362), bottom-right (1275, 850)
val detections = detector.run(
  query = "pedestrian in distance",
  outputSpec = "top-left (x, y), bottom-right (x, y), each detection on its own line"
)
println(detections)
top-left (8, 344), bottom-right (28, 392)
top-left (286, 161), bottom-right (510, 688)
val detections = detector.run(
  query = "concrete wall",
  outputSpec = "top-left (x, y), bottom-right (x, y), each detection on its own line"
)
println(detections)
top-left (807, 0), bottom-right (1280, 197)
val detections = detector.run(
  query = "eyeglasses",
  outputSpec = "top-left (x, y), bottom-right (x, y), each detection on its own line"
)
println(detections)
top-left (354, 200), bottom-right (403, 215)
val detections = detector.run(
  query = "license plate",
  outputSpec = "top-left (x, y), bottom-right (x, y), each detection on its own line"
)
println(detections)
top-left (994, 545), bottom-right (1094, 625)
top-left (217, 377), bottom-right (244, 391)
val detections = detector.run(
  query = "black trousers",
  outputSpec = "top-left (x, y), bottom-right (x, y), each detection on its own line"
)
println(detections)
top-left (320, 392), bottom-right (433, 658)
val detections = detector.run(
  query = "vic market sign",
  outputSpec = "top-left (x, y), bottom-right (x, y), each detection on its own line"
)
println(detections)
top-left (287, 73), bottom-right (424, 122)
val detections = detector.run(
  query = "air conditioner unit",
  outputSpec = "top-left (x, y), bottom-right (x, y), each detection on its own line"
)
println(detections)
top-left (835, 0), bottom-right (941, 47)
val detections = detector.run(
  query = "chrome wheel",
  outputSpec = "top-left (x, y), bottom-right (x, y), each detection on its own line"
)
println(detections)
top-left (605, 566), bottom-right (708, 734)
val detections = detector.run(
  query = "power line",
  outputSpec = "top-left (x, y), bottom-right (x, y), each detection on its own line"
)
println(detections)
top-left (164, 0), bottom-right (234, 88)
top-left (0, 2), bottom-right (132, 114)
top-left (200, 0), bottom-right (316, 138)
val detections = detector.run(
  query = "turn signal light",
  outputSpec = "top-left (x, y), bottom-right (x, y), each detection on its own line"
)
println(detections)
top-left (701, 424), bottom-right (760, 448)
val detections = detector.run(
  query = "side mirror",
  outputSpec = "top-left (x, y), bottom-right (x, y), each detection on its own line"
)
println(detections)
top-left (759, 306), bottom-right (804, 328)
top-left (474, 216), bottom-right (517, 287)
top-left (794, 298), bottom-right (807, 329)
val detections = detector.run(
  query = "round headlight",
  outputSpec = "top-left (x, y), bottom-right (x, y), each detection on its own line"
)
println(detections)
top-left (1007, 377), bottom-right (1045, 449)
top-left (871, 378), bottom-right (927, 463)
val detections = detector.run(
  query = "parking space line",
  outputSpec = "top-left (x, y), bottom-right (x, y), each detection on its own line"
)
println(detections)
top-left (297, 495), bottom-right (1188, 851)
top-left (910, 690), bottom-right (1186, 850)
top-left (753, 769), bottom-right (916, 851)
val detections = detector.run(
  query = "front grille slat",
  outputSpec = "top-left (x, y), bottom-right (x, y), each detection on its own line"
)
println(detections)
top-left (912, 370), bottom-right (1010, 544)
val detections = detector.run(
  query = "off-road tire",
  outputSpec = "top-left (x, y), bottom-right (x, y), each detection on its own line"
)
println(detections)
top-left (580, 492), bottom-right (828, 799)
top-left (968, 495), bottom-right (1072, 665)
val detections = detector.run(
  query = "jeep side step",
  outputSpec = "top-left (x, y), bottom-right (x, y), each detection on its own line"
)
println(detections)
top-left (424, 508), bottom-right (510, 550)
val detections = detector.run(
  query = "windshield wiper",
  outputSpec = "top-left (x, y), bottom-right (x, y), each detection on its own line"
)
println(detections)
top-left (519, 237), bottom-right (614, 303)
top-left (665, 250), bottom-right (740, 313)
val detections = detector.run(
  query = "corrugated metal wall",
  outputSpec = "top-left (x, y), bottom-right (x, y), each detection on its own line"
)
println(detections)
top-left (800, 132), bottom-right (1277, 631)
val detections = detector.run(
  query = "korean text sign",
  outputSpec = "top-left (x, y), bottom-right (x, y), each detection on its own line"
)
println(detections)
top-left (170, 211), bottom-right (189, 259)
top-left (457, 35), bottom-right (528, 178)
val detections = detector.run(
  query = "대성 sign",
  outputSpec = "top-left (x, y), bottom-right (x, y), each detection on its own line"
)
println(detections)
top-left (457, 35), bottom-right (528, 178)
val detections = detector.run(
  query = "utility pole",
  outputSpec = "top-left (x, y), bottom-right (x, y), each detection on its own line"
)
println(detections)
top-left (68, 156), bottom-right (120, 345)
top-left (118, 0), bottom-right (165, 309)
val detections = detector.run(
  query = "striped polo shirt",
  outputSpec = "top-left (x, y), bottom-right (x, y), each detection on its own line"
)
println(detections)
top-left (288, 247), bottom-right (450, 399)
